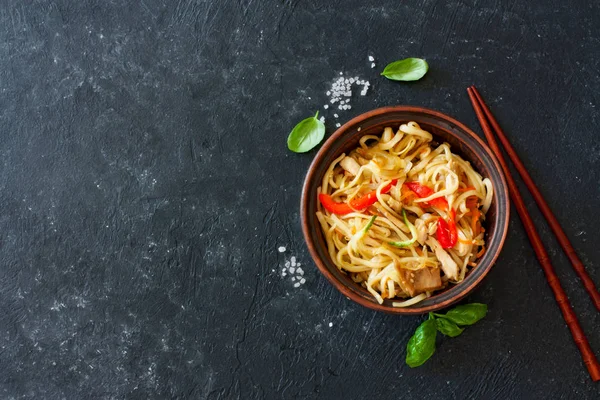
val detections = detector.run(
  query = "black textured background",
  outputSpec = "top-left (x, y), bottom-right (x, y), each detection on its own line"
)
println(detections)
top-left (1, 1), bottom-right (599, 399)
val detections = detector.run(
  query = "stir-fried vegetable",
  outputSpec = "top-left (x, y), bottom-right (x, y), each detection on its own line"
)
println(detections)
top-left (404, 182), bottom-right (448, 210)
top-left (348, 215), bottom-right (377, 255)
top-left (318, 179), bottom-right (398, 215)
top-left (360, 215), bottom-right (377, 236)
top-left (437, 208), bottom-right (458, 249)
top-left (388, 209), bottom-right (418, 248)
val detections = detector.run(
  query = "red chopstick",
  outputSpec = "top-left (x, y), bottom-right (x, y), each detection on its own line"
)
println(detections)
top-left (467, 86), bottom-right (600, 382)
top-left (470, 87), bottom-right (600, 311)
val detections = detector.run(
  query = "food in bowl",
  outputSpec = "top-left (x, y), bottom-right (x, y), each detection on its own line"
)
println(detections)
top-left (315, 121), bottom-right (494, 307)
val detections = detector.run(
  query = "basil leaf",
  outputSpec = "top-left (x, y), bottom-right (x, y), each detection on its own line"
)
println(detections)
top-left (435, 303), bottom-right (487, 326)
top-left (381, 58), bottom-right (429, 81)
top-left (406, 318), bottom-right (437, 368)
top-left (287, 111), bottom-right (325, 153)
top-left (435, 317), bottom-right (464, 337)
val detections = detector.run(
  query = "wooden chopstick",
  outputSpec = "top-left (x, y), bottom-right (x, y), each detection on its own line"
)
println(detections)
top-left (470, 86), bottom-right (600, 311)
top-left (467, 86), bottom-right (600, 382)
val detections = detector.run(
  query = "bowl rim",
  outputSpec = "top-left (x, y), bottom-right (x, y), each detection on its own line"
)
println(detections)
top-left (300, 105), bottom-right (510, 314)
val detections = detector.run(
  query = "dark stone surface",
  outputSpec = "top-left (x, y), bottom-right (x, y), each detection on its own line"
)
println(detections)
top-left (0, 0), bottom-right (599, 399)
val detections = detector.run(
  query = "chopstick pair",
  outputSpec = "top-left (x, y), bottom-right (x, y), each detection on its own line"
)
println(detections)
top-left (467, 86), bottom-right (600, 382)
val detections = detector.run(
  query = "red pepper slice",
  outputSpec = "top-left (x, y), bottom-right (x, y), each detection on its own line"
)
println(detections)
top-left (404, 182), bottom-right (448, 210)
top-left (437, 208), bottom-right (458, 249)
top-left (318, 179), bottom-right (398, 215)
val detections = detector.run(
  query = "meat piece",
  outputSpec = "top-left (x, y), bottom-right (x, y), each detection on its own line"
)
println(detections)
top-left (397, 267), bottom-right (443, 297)
top-left (426, 238), bottom-right (459, 280)
top-left (414, 217), bottom-right (428, 245)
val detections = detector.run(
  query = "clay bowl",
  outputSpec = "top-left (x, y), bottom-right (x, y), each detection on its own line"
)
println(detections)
top-left (301, 106), bottom-right (509, 314)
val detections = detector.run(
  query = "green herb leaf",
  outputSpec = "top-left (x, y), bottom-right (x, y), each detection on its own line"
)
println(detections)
top-left (381, 58), bottom-right (429, 81)
top-left (435, 317), bottom-right (464, 337)
top-left (287, 111), bottom-right (325, 153)
top-left (434, 303), bottom-right (487, 326)
top-left (406, 318), bottom-right (437, 368)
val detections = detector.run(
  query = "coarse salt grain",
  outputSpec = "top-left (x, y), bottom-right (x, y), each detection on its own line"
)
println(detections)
top-left (335, 123), bottom-right (341, 127)
top-left (329, 322), bottom-right (333, 327)
top-left (278, 246), bottom-right (286, 253)
top-left (280, 254), bottom-right (307, 288)
top-left (319, 116), bottom-right (325, 123)
top-left (334, 113), bottom-right (339, 118)
top-left (323, 73), bottom-right (370, 115)
top-left (368, 55), bottom-right (374, 61)
top-left (371, 63), bottom-right (376, 68)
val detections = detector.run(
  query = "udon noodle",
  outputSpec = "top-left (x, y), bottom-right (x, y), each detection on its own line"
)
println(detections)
top-left (316, 122), bottom-right (493, 307)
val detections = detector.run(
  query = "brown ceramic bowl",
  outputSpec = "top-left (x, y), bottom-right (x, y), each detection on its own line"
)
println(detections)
top-left (301, 106), bottom-right (509, 314)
